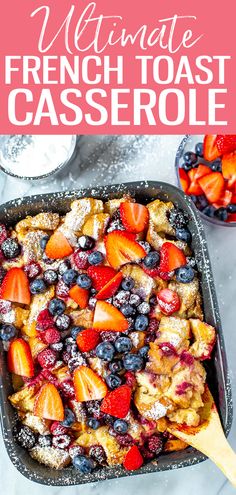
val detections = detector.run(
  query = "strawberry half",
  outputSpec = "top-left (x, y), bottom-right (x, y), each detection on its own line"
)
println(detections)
top-left (203, 135), bottom-right (220, 161)
top-left (123, 445), bottom-right (144, 471)
top-left (87, 266), bottom-right (117, 291)
top-left (222, 152), bottom-right (236, 188)
top-left (159, 242), bottom-right (186, 273)
top-left (0, 267), bottom-right (30, 305)
top-left (215, 135), bottom-right (236, 155)
top-left (73, 365), bottom-right (108, 402)
top-left (212, 190), bottom-right (232, 209)
top-left (198, 172), bottom-right (225, 203)
top-left (105, 231), bottom-right (146, 270)
top-left (45, 231), bottom-right (73, 259)
top-left (187, 169), bottom-right (203, 196)
top-left (179, 169), bottom-right (190, 193)
top-left (227, 213), bottom-right (236, 223)
top-left (194, 164), bottom-right (211, 181)
top-left (101, 384), bottom-right (132, 418)
top-left (76, 328), bottom-right (100, 352)
top-left (96, 272), bottom-right (123, 300)
top-left (34, 383), bottom-right (64, 421)
top-left (69, 285), bottom-right (89, 309)
top-left (157, 288), bottom-right (180, 315)
top-left (120, 202), bottom-right (149, 233)
top-left (8, 338), bottom-right (34, 377)
top-left (93, 301), bottom-right (129, 332)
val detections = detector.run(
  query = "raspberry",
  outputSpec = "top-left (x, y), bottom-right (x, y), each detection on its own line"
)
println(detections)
top-left (86, 400), bottom-right (102, 419)
top-left (89, 445), bottom-right (106, 464)
top-left (180, 350), bottom-right (195, 366)
top-left (56, 279), bottom-right (69, 298)
top-left (62, 351), bottom-right (70, 364)
top-left (36, 309), bottom-right (54, 330)
top-left (145, 318), bottom-right (159, 343)
top-left (124, 371), bottom-right (136, 389)
top-left (42, 327), bottom-right (61, 344)
top-left (73, 249), bottom-right (92, 270)
top-left (58, 380), bottom-right (75, 399)
top-left (146, 434), bottom-right (163, 455)
top-left (37, 348), bottom-right (57, 368)
top-left (52, 434), bottom-right (71, 449)
top-left (0, 299), bottom-right (11, 314)
top-left (116, 433), bottom-right (134, 447)
top-left (0, 224), bottom-right (7, 245)
top-left (24, 261), bottom-right (41, 279)
top-left (41, 369), bottom-right (59, 386)
top-left (50, 421), bottom-right (68, 436)
top-left (69, 444), bottom-right (85, 458)
top-left (100, 331), bottom-right (120, 343)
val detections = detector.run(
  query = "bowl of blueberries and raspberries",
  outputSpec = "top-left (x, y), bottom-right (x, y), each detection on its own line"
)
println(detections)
top-left (175, 135), bottom-right (236, 226)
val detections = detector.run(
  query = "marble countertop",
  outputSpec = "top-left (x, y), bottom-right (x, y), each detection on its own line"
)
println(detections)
top-left (0, 135), bottom-right (235, 495)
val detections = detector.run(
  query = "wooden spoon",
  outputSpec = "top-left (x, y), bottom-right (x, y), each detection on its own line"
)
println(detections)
top-left (167, 386), bottom-right (236, 487)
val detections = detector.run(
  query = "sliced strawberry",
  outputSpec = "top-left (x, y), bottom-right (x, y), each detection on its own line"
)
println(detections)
top-left (194, 164), bottom-right (211, 181)
top-left (215, 135), bottom-right (236, 155)
top-left (69, 285), bottom-right (89, 309)
top-left (157, 289), bottom-right (180, 315)
top-left (87, 266), bottom-right (117, 291)
top-left (142, 266), bottom-right (161, 278)
top-left (231, 195), bottom-right (236, 204)
top-left (93, 301), bottom-right (129, 332)
top-left (76, 328), bottom-right (100, 352)
top-left (187, 169), bottom-right (203, 196)
top-left (101, 384), bottom-right (132, 418)
top-left (203, 135), bottom-right (220, 161)
top-left (45, 231), bottom-right (73, 259)
top-left (222, 152), bottom-right (236, 188)
top-left (96, 272), bottom-right (123, 300)
top-left (159, 242), bottom-right (186, 273)
top-left (0, 268), bottom-right (31, 305)
top-left (123, 445), bottom-right (144, 471)
top-left (179, 168), bottom-right (190, 193)
top-left (73, 365), bottom-right (108, 402)
top-left (34, 383), bottom-right (64, 421)
top-left (105, 231), bottom-right (146, 270)
top-left (227, 213), bottom-right (236, 223)
top-left (8, 338), bottom-right (34, 377)
top-left (212, 190), bottom-right (232, 209)
top-left (120, 202), bottom-right (149, 233)
top-left (198, 172), bottom-right (225, 203)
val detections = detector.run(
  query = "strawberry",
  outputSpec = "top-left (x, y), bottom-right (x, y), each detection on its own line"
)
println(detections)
top-left (87, 266), bottom-right (117, 291)
top-left (187, 169), bottom-right (203, 196)
top-left (93, 301), bottom-right (129, 332)
top-left (203, 135), bottom-right (220, 161)
top-left (212, 190), bottom-right (232, 209)
top-left (157, 288), bottom-right (180, 315)
top-left (73, 365), bottom-right (108, 402)
top-left (120, 202), bottom-right (149, 233)
top-left (34, 383), bottom-right (64, 421)
top-left (45, 231), bottom-right (73, 259)
top-left (215, 135), bottom-right (236, 155)
top-left (8, 338), bottom-right (34, 377)
top-left (198, 172), bottom-right (225, 203)
top-left (105, 231), bottom-right (146, 270)
top-left (227, 213), bottom-right (236, 223)
top-left (0, 267), bottom-right (30, 305)
top-left (159, 242), bottom-right (186, 273)
top-left (232, 195), bottom-right (236, 204)
top-left (96, 272), bottom-right (123, 300)
top-left (69, 285), bottom-right (89, 309)
top-left (179, 169), bottom-right (190, 193)
top-left (76, 328), bottom-right (100, 352)
top-left (222, 152), bottom-right (236, 188)
top-left (123, 445), bottom-right (144, 471)
top-left (100, 384), bottom-right (132, 418)
top-left (194, 164), bottom-right (211, 181)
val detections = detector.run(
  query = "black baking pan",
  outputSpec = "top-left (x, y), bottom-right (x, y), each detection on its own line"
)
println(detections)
top-left (0, 181), bottom-right (233, 486)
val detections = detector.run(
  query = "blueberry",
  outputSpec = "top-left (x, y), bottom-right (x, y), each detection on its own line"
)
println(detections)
top-left (89, 445), bottom-right (106, 463)
top-left (88, 251), bottom-right (104, 265)
top-left (40, 235), bottom-right (49, 250)
top-left (149, 295), bottom-right (157, 306)
top-left (73, 455), bottom-right (95, 473)
top-left (196, 195), bottom-right (209, 211)
top-left (168, 209), bottom-right (188, 228)
top-left (143, 251), bottom-right (160, 268)
top-left (195, 142), bottom-right (203, 157)
top-left (62, 269), bottom-right (78, 286)
top-left (121, 277), bottom-right (135, 291)
top-left (109, 360), bottom-right (123, 373)
top-left (61, 407), bottom-right (75, 427)
top-left (13, 424), bottom-right (36, 449)
top-left (138, 241), bottom-right (151, 253)
top-left (129, 294), bottom-right (141, 306)
top-left (210, 159), bottom-right (222, 172)
top-left (113, 290), bottom-right (130, 308)
top-left (48, 298), bottom-right (66, 316)
top-left (214, 207), bottom-right (228, 222)
top-left (105, 373), bottom-right (122, 389)
top-left (78, 235), bottom-right (95, 251)
top-left (175, 227), bottom-right (191, 244)
top-left (30, 278), bottom-right (47, 295)
top-left (137, 302), bottom-right (150, 314)
top-left (134, 315), bottom-right (149, 331)
top-left (190, 195), bottom-right (198, 204)
top-left (55, 314), bottom-right (71, 331)
top-left (43, 269), bottom-right (58, 285)
top-left (138, 345), bottom-right (149, 358)
top-left (0, 267), bottom-right (6, 284)
top-left (176, 265), bottom-right (195, 283)
top-left (95, 342), bottom-right (115, 361)
top-left (76, 274), bottom-right (92, 289)
top-left (71, 326), bottom-right (84, 339)
top-left (113, 419), bottom-right (128, 434)
top-left (87, 417), bottom-right (100, 430)
top-left (115, 337), bottom-right (132, 353)
top-left (123, 353), bottom-right (144, 371)
top-left (50, 342), bottom-right (63, 352)
top-left (58, 260), bottom-right (71, 275)
top-left (120, 304), bottom-right (136, 317)
top-left (227, 204), bottom-right (236, 213)
top-left (182, 162), bottom-right (193, 172)
top-left (1, 238), bottom-right (21, 259)
top-left (186, 256), bottom-right (197, 268)
top-left (183, 151), bottom-right (198, 166)
top-left (202, 205), bottom-right (216, 218)
top-left (38, 434), bottom-right (51, 447)
top-left (0, 324), bottom-right (17, 341)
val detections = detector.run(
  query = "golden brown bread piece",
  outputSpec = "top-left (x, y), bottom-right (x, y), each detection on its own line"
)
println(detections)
top-left (30, 446), bottom-right (70, 469)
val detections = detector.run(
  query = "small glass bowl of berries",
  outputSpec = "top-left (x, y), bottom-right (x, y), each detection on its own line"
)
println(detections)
top-left (175, 135), bottom-right (236, 226)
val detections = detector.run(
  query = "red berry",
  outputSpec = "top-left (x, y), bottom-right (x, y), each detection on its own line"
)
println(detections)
top-left (58, 380), bottom-right (75, 399)
top-left (24, 261), bottom-right (42, 279)
top-left (123, 445), bottom-right (143, 471)
top-left (157, 289), bottom-right (180, 316)
top-left (73, 249), bottom-right (92, 270)
top-left (0, 299), bottom-right (11, 314)
top-left (147, 434), bottom-right (163, 454)
top-left (50, 421), bottom-right (68, 436)
top-left (56, 279), bottom-right (69, 298)
top-left (37, 348), bottom-right (57, 368)
top-left (42, 327), bottom-right (61, 344)
top-left (0, 224), bottom-right (7, 245)
top-left (125, 371), bottom-right (136, 389)
top-left (36, 309), bottom-right (54, 330)
top-left (41, 369), bottom-right (59, 386)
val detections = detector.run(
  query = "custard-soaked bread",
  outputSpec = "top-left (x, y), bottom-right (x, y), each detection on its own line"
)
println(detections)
top-left (156, 316), bottom-right (191, 351)
top-left (189, 319), bottom-right (216, 359)
top-left (147, 199), bottom-right (175, 235)
top-left (121, 264), bottom-right (156, 300)
top-left (30, 446), bottom-right (70, 469)
top-left (16, 213), bottom-right (60, 232)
